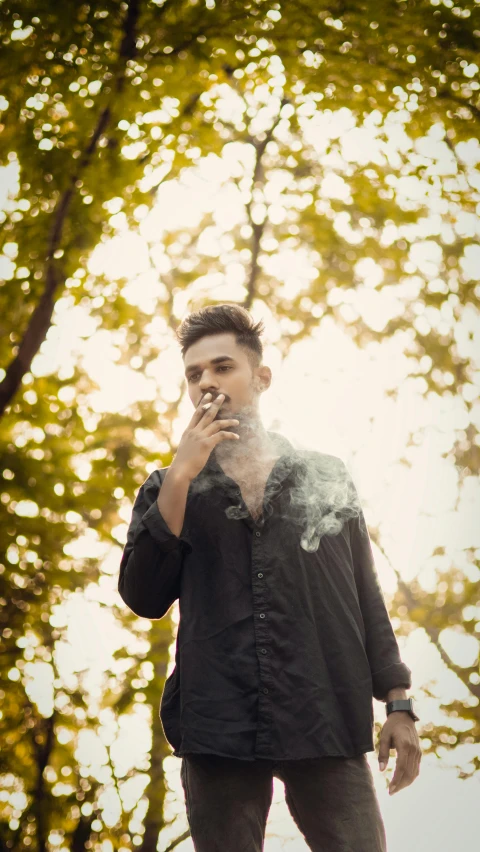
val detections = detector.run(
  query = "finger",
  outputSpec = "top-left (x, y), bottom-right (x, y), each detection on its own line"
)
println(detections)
top-left (204, 418), bottom-right (239, 437)
top-left (378, 734), bottom-right (391, 772)
top-left (212, 430), bottom-right (240, 446)
top-left (389, 754), bottom-right (407, 795)
top-left (198, 393), bottom-right (225, 425)
top-left (400, 747), bottom-right (419, 792)
top-left (391, 738), bottom-right (421, 794)
top-left (189, 393), bottom-right (213, 427)
top-left (415, 749), bottom-right (422, 778)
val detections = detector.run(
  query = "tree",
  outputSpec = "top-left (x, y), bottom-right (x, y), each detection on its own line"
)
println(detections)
top-left (1, 1), bottom-right (479, 849)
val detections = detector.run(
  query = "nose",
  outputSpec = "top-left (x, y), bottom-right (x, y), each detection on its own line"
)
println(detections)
top-left (200, 385), bottom-right (219, 400)
top-left (199, 375), bottom-right (220, 395)
top-left (198, 371), bottom-right (227, 404)
top-left (200, 381), bottom-right (218, 393)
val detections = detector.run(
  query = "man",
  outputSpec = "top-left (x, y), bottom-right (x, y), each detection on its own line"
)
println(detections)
top-left (118, 303), bottom-right (421, 851)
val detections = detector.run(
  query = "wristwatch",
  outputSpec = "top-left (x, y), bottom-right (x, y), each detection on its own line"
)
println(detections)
top-left (386, 697), bottom-right (419, 722)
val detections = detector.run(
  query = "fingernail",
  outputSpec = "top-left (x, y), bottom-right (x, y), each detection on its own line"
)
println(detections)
top-left (389, 785), bottom-right (395, 794)
top-left (203, 393), bottom-right (212, 400)
top-left (379, 762), bottom-right (385, 771)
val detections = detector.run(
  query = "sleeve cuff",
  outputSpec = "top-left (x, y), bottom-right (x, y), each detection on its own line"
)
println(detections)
top-left (137, 499), bottom-right (193, 555)
top-left (371, 661), bottom-right (412, 702)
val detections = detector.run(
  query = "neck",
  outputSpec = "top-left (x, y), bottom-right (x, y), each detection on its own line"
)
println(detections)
top-left (215, 411), bottom-right (274, 466)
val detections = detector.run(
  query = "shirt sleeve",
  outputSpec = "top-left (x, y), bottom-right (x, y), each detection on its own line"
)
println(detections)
top-left (345, 471), bottom-right (412, 702)
top-left (118, 470), bottom-right (192, 619)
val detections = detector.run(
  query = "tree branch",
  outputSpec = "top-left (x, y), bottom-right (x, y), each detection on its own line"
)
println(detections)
top-left (0, 0), bottom-right (140, 418)
top-left (161, 829), bottom-right (191, 852)
top-left (243, 100), bottom-right (288, 310)
top-left (373, 536), bottom-right (480, 701)
top-left (32, 712), bottom-right (56, 852)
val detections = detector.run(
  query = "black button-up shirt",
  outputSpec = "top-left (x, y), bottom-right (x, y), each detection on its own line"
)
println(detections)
top-left (118, 431), bottom-right (412, 761)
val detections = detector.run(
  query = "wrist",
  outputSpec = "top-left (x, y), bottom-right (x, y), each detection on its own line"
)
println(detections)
top-left (168, 462), bottom-right (193, 485)
top-left (385, 687), bottom-right (408, 703)
top-left (385, 695), bottom-right (419, 723)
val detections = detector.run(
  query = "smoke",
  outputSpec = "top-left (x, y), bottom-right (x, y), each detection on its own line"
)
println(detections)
top-left (190, 409), bottom-right (363, 552)
top-left (280, 451), bottom-right (362, 552)
top-left (224, 449), bottom-right (362, 553)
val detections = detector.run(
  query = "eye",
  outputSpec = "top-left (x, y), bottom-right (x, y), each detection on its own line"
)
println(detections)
top-left (188, 366), bottom-right (232, 382)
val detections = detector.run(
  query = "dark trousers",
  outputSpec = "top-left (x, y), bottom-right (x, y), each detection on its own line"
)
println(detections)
top-left (180, 752), bottom-right (387, 851)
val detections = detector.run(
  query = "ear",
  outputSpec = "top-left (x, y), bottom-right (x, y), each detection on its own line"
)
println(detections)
top-left (254, 365), bottom-right (272, 393)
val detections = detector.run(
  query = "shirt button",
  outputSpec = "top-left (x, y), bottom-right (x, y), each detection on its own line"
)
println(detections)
top-left (259, 613), bottom-right (265, 618)
top-left (255, 531), bottom-right (261, 537)
top-left (261, 648), bottom-right (267, 654)
top-left (263, 687), bottom-right (269, 694)
top-left (257, 572), bottom-right (263, 578)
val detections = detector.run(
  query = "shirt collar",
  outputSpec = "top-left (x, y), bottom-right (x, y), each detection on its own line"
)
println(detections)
top-left (201, 429), bottom-right (300, 486)
top-left (189, 431), bottom-right (302, 529)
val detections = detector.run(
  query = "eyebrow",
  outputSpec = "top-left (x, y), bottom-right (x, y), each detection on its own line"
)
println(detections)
top-left (185, 355), bottom-right (236, 376)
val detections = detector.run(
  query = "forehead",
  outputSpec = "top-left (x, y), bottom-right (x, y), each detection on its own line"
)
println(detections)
top-left (183, 333), bottom-right (248, 369)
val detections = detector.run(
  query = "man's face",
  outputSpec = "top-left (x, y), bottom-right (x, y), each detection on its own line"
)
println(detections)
top-left (183, 332), bottom-right (271, 420)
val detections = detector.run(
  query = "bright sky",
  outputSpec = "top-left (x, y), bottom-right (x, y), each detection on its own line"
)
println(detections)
top-left (3, 101), bottom-right (480, 848)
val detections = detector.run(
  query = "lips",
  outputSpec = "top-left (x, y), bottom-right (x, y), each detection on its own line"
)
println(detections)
top-left (203, 396), bottom-right (227, 405)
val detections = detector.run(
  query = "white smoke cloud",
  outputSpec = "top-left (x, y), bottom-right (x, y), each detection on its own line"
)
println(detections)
top-left (190, 420), bottom-right (364, 553)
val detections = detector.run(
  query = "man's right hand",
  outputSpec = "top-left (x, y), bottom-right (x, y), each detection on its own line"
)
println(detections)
top-left (170, 393), bottom-right (240, 482)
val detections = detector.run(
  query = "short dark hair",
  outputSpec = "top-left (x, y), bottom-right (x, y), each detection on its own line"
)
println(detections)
top-left (176, 303), bottom-right (265, 369)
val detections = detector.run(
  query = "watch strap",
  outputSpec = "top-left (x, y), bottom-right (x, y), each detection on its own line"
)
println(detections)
top-left (386, 698), bottom-right (419, 722)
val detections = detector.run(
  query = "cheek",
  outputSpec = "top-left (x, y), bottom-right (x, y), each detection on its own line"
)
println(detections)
top-left (227, 375), bottom-right (254, 400)
top-left (233, 382), bottom-right (251, 400)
